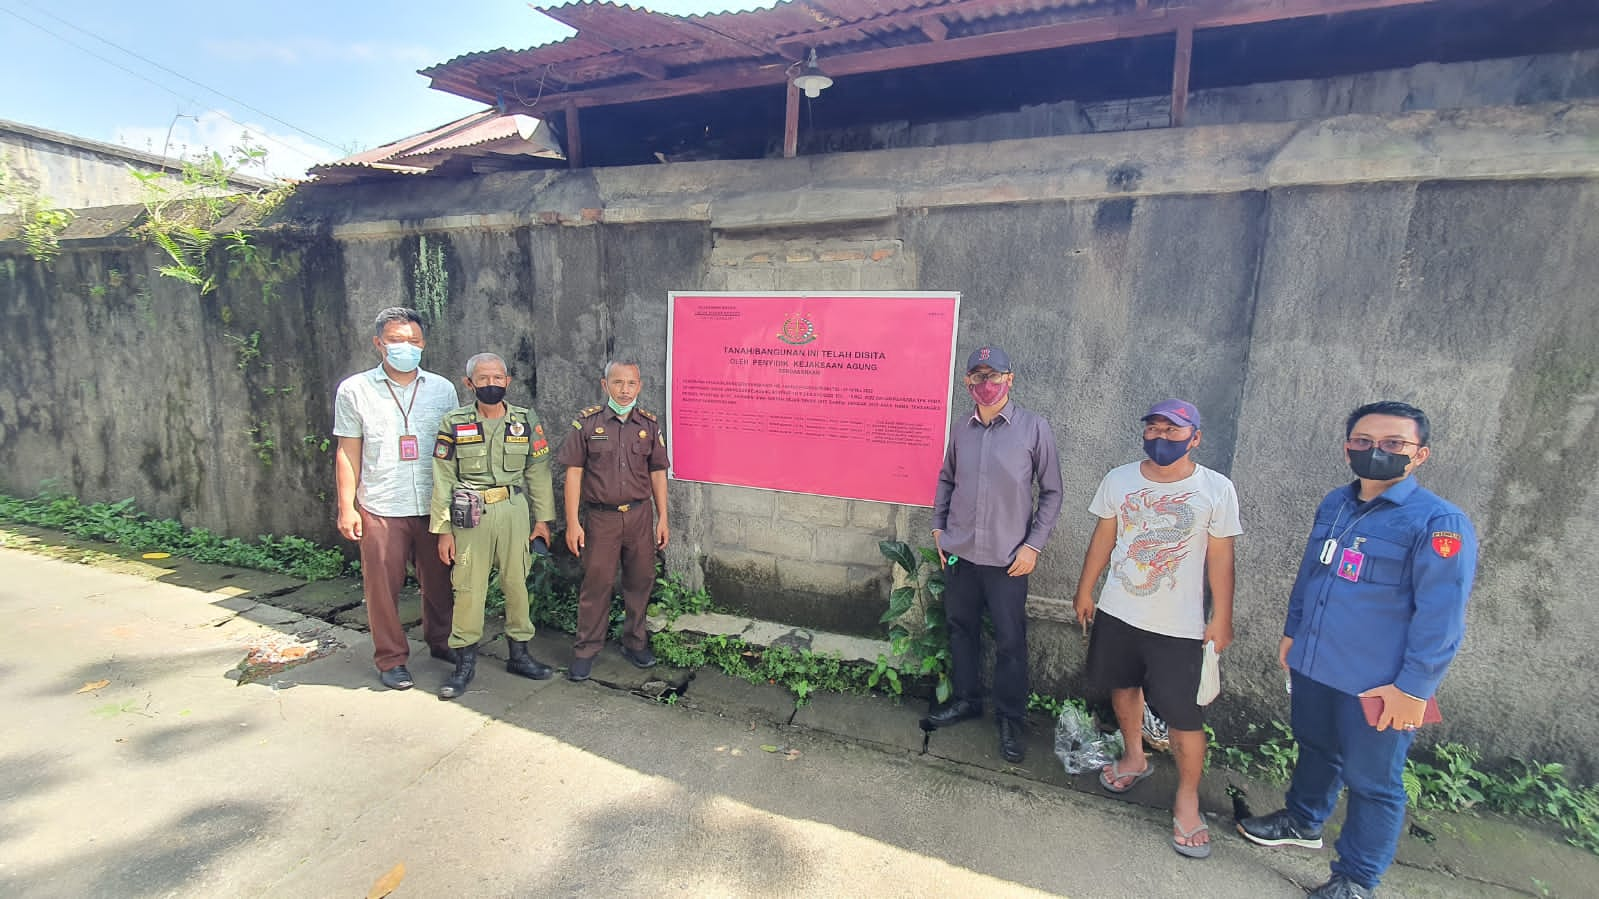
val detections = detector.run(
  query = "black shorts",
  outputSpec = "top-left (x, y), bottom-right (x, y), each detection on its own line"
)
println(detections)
top-left (1085, 610), bottom-right (1205, 732)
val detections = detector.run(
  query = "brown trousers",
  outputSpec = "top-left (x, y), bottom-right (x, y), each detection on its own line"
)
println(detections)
top-left (574, 504), bottom-right (656, 659)
top-left (358, 508), bottom-right (454, 670)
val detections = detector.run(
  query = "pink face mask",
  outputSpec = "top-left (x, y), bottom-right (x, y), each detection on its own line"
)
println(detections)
top-left (968, 380), bottom-right (1010, 407)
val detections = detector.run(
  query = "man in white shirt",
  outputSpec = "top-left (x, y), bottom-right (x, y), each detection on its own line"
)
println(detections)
top-left (1073, 399), bottom-right (1241, 859)
top-left (333, 307), bottom-right (462, 690)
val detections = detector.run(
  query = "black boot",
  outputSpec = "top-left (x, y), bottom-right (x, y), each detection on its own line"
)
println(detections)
top-left (998, 716), bottom-right (1025, 763)
top-left (506, 637), bottom-right (554, 680)
top-left (438, 645), bottom-right (477, 700)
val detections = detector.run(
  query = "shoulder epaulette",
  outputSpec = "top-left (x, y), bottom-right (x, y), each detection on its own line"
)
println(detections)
top-left (580, 405), bottom-right (603, 417)
top-left (636, 408), bottom-right (657, 421)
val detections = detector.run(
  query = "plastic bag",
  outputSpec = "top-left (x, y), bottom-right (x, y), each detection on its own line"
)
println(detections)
top-left (1054, 704), bottom-right (1124, 775)
top-left (1197, 640), bottom-right (1221, 706)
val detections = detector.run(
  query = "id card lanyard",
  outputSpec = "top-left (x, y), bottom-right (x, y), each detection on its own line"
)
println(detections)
top-left (1318, 498), bottom-right (1380, 582)
top-left (383, 378), bottom-right (422, 460)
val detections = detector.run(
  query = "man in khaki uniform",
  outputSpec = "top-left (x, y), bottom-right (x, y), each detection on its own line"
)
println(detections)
top-left (430, 353), bottom-right (557, 699)
top-left (559, 358), bottom-right (670, 682)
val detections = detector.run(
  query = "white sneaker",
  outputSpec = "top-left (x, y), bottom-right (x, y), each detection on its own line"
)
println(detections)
top-left (1142, 703), bottom-right (1170, 753)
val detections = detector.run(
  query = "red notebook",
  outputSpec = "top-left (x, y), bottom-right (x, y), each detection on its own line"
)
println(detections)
top-left (1360, 694), bottom-right (1443, 729)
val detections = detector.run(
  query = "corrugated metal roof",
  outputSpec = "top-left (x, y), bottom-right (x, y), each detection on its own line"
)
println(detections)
top-left (309, 110), bottom-right (562, 180)
top-left (423, 0), bottom-right (1118, 105)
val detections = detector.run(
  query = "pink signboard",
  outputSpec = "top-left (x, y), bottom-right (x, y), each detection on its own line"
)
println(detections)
top-left (667, 292), bottom-right (960, 506)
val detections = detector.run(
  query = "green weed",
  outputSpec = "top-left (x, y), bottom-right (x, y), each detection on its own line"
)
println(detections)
top-left (0, 491), bottom-right (346, 581)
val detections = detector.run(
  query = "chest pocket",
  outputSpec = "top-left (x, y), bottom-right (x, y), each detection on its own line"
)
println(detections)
top-left (630, 434), bottom-right (653, 457)
top-left (1356, 535), bottom-right (1410, 587)
top-left (504, 439), bottom-right (530, 471)
top-left (456, 442), bottom-right (491, 476)
top-left (587, 433), bottom-right (615, 456)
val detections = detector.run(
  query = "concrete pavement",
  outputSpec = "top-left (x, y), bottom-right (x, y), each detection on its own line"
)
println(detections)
top-left (0, 543), bottom-right (1587, 898)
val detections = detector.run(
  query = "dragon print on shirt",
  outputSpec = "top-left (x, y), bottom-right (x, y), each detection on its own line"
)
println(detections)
top-left (1114, 489), bottom-right (1197, 596)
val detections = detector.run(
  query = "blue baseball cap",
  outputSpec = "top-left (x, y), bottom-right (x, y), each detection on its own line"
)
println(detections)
top-left (966, 346), bottom-right (1012, 373)
top-left (1143, 398), bottom-right (1201, 429)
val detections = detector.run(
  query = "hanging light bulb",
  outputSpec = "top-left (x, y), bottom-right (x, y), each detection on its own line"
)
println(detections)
top-left (792, 48), bottom-right (833, 99)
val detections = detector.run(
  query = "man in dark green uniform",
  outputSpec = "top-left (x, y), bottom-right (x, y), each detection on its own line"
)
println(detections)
top-left (430, 352), bottom-right (558, 699)
top-left (559, 358), bottom-right (670, 682)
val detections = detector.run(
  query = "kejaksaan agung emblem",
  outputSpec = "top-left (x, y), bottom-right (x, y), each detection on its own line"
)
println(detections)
top-left (777, 313), bottom-right (816, 345)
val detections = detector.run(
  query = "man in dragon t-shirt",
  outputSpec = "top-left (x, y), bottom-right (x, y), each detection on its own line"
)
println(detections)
top-left (1073, 399), bottom-right (1242, 860)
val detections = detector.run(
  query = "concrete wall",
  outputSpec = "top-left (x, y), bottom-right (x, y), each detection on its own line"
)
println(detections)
top-left (0, 122), bottom-right (272, 213)
top-left (3, 101), bottom-right (1599, 775)
top-left (803, 48), bottom-right (1599, 151)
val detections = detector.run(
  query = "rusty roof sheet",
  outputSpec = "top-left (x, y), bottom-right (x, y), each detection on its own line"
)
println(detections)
top-left (422, 0), bottom-right (1117, 104)
top-left (309, 109), bottom-right (561, 178)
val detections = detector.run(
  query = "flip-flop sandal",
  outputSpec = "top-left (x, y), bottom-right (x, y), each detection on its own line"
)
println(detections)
top-left (1172, 818), bottom-right (1212, 859)
top-left (1098, 760), bottom-right (1154, 793)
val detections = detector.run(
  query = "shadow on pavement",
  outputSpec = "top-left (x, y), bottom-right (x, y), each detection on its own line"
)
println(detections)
top-left (1, 800), bottom-right (275, 898)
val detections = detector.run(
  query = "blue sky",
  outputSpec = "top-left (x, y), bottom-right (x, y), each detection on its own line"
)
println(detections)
top-left (0, 0), bottom-right (776, 178)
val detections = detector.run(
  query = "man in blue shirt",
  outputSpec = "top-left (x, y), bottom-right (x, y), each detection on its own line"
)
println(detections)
top-left (927, 345), bottom-right (1064, 763)
top-left (1239, 401), bottom-right (1478, 899)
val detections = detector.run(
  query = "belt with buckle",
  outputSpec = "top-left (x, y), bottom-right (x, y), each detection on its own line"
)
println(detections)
top-left (586, 500), bottom-right (646, 512)
top-left (479, 485), bottom-right (523, 504)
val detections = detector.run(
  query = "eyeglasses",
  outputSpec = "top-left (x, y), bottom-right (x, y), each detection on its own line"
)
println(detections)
top-left (1345, 437), bottom-right (1421, 454)
top-left (1143, 423), bottom-right (1194, 439)
top-left (967, 371), bottom-right (1009, 384)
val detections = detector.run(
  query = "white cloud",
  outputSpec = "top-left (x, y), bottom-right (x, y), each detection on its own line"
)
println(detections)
top-left (113, 110), bottom-right (339, 180)
top-left (204, 38), bottom-right (441, 68)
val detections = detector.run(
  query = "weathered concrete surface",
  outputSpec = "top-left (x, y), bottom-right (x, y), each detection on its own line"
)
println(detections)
top-left (801, 49), bottom-right (1599, 152)
top-left (5, 100), bottom-right (1599, 773)
top-left (7, 546), bottom-right (1594, 898)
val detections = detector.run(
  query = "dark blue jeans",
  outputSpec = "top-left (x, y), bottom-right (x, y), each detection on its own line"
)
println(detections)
top-left (1286, 672), bottom-right (1418, 889)
top-left (943, 560), bottom-right (1029, 722)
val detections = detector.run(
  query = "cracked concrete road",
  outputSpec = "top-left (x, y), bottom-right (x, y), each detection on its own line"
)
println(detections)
top-left (0, 548), bottom-right (1545, 897)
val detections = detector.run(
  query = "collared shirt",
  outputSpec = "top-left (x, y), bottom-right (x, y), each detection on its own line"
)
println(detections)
top-left (1284, 476), bottom-right (1478, 700)
top-left (557, 404), bottom-right (670, 505)
top-left (332, 366), bottom-right (459, 518)
top-left (930, 400), bottom-right (1063, 567)
top-left (428, 402), bottom-right (556, 534)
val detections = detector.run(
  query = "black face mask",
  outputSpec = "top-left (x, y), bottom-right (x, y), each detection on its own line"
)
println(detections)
top-left (473, 385), bottom-right (506, 406)
top-left (1143, 436), bottom-right (1191, 467)
top-left (1349, 447), bottom-right (1410, 481)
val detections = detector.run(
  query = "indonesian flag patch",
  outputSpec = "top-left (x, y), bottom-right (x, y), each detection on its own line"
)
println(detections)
top-left (1431, 531), bottom-right (1463, 558)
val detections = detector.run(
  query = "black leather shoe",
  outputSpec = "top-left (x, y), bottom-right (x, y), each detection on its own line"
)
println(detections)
top-left (378, 665), bottom-right (414, 690)
top-left (438, 645), bottom-right (477, 700)
top-left (999, 717), bottom-right (1025, 763)
top-left (568, 655), bottom-right (594, 682)
top-left (922, 699), bottom-right (984, 729)
top-left (621, 645), bottom-right (657, 669)
top-left (430, 645), bottom-right (458, 665)
top-left (506, 637), bottom-right (554, 680)
top-left (1236, 808), bottom-right (1324, 849)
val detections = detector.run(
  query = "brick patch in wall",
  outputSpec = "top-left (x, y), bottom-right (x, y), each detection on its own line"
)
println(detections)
top-left (709, 484), bottom-right (776, 519)
top-left (777, 493), bottom-right (850, 527)
top-left (813, 528), bottom-right (896, 567)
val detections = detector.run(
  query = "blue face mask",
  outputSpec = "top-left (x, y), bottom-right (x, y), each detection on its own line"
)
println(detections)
top-left (385, 342), bottom-right (422, 373)
top-left (607, 397), bottom-right (637, 417)
top-left (1143, 436), bottom-right (1191, 467)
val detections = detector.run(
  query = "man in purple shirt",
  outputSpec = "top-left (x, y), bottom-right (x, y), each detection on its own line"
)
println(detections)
top-left (928, 346), bottom-right (1064, 762)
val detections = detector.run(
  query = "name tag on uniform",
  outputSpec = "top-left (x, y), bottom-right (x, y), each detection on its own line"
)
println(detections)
top-left (454, 422), bottom-right (484, 445)
top-left (398, 435), bottom-right (420, 460)
top-left (506, 421), bottom-right (530, 444)
top-left (1337, 548), bottom-right (1365, 582)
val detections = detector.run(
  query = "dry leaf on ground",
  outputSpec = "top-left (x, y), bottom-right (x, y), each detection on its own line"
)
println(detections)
top-left (366, 861), bottom-right (405, 899)
top-left (75, 679), bottom-right (111, 694)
